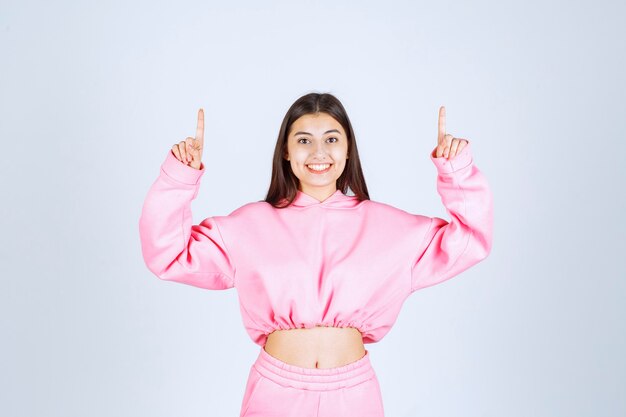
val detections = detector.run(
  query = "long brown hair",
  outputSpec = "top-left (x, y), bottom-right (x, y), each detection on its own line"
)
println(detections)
top-left (264, 92), bottom-right (370, 208)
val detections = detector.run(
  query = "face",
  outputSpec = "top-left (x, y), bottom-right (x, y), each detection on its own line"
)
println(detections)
top-left (284, 112), bottom-right (349, 199)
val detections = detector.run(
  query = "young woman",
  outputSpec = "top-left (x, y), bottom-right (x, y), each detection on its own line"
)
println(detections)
top-left (138, 92), bottom-right (494, 417)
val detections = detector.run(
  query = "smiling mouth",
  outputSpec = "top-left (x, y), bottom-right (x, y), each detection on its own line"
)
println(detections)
top-left (306, 163), bottom-right (332, 173)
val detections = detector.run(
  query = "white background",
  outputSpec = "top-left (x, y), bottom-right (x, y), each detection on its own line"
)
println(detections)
top-left (1, 0), bottom-right (624, 416)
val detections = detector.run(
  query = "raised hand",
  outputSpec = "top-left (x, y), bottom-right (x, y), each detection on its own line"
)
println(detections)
top-left (434, 106), bottom-right (468, 159)
top-left (171, 108), bottom-right (205, 170)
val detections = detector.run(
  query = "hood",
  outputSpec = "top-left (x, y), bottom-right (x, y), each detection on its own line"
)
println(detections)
top-left (283, 189), bottom-right (363, 209)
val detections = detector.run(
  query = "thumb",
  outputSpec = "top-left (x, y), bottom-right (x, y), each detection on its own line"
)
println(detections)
top-left (186, 138), bottom-right (203, 170)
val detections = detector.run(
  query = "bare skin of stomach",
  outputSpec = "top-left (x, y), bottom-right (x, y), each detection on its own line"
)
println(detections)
top-left (263, 325), bottom-right (366, 369)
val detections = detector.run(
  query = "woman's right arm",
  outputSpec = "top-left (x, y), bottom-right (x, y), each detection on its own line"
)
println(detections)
top-left (138, 109), bottom-right (235, 290)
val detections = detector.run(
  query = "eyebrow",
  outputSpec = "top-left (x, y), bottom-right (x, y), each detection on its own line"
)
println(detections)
top-left (293, 129), bottom-right (342, 136)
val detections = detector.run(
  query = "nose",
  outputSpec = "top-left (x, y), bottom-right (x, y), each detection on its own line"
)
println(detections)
top-left (312, 142), bottom-right (328, 158)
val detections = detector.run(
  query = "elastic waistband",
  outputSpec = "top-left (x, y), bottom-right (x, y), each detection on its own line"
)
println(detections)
top-left (253, 347), bottom-right (376, 391)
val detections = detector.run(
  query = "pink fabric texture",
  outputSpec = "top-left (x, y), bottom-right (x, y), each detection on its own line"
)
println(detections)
top-left (138, 141), bottom-right (494, 347)
top-left (239, 347), bottom-right (384, 417)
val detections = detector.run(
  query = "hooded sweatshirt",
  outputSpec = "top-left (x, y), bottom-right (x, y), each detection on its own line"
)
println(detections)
top-left (138, 141), bottom-right (493, 347)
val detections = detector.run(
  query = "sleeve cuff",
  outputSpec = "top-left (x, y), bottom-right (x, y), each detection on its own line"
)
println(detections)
top-left (429, 140), bottom-right (473, 174)
top-left (160, 149), bottom-right (206, 185)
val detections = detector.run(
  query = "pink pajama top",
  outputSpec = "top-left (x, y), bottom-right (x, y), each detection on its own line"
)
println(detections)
top-left (139, 141), bottom-right (493, 347)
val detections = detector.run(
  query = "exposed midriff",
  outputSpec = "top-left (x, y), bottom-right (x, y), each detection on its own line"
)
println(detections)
top-left (263, 325), bottom-right (366, 369)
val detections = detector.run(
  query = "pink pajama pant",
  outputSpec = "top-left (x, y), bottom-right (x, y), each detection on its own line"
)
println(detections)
top-left (239, 347), bottom-right (385, 417)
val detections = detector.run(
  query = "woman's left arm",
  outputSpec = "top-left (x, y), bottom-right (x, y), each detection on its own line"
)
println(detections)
top-left (410, 107), bottom-right (494, 292)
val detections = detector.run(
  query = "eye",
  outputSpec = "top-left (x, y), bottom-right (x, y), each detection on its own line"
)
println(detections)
top-left (327, 137), bottom-right (338, 143)
top-left (297, 138), bottom-right (310, 144)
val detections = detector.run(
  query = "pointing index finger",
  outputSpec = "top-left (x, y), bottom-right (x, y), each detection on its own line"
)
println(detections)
top-left (438, 106), bottom-right (446, 144)
top-left (196, 108), bottom-right (204, 144)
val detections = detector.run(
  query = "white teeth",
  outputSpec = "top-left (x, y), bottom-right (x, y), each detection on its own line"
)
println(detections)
top-left (307, 164), bottom-right (331, 171)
